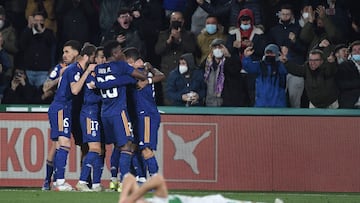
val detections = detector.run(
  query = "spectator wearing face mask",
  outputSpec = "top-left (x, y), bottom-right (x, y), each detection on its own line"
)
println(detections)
top-left (196, 15), bottom-right (227, 64)
top-left (242, 44), bottom-right (288, 107)
top-left (335, 41), bottom-right (360, 108)
top-left (226, 8), bottom-right (267, 106)
top-left (155, 11), bottom-right (198, 105)
top-left (201, 38), bottom-right (246, 107)
top-left (268, 4), bottom-right (307, 108)
top-left (299, 5), bottom-right (341, 57)
top-left (166, 53), bottom-right (206, 106)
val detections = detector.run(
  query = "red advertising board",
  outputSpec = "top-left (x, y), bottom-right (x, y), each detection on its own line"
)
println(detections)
top-left (1, 113), bottom-right (360, 192)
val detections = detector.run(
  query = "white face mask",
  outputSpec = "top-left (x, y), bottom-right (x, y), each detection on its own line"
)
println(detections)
top-left (213, 48), bottom-right (224, 58)
top-left (240, 24), bottom-right (251, 30)
top-left (302, 12), bottom-right (309, 19)
top-left (0, 20), bottom-right (4, 29)
top-left (179, 65), bottom-right (188, 74)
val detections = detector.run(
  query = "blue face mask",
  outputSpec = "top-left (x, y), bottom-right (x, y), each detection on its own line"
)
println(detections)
top-left (352, 54), bottom-right (360, 62)
top-left (240, 24), bottom-right (251, 31)
top-left (205, 24), bottom-right (217, 35)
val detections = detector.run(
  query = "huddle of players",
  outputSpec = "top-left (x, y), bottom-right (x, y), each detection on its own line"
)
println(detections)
top-left (44, 39), bottom-right (164, 192)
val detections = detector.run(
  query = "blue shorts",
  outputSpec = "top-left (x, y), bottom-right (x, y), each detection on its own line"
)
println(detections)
top-left (135, 113), bottom-right (160, 150)
top-left (80, 111), bottom-right (101, 143)
top-left (48, 105), bottom-right (72, 141)
top-left (102, 110), bottom-right (134, 147)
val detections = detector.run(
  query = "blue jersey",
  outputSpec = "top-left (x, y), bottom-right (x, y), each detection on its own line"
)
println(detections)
top-left (48, 63), bottom-right (66, 81)
top-left (95, 61), bottom-right (136, 117)
top-left (48, 62), bottom-right (83, 140)
top-left (129, 68), bottom-right (159, 115)
top-left (82, 74), bottom-right (102, 114)
top-left (50, 62), bottom-right (83, 108)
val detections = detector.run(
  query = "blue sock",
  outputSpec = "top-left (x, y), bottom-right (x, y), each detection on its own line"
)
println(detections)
top-left (132, 151), bottom-right (146, 178)
top-left (93, 154), bottom-right (104, 184)
top-left (55, 147), bottom-right (69, 180)
top-left (45, 160), bottom-right (54, 182)
top-left (145, 156), bottom-right (159, 176)
top-left (119, 151), bottom-right (132, 182)
top-left (53, 150), bottom-right (58, 181)
top-left (79, 151), bottom-right (97, 182)
top-left (110, 147), bottom-right (120, 179)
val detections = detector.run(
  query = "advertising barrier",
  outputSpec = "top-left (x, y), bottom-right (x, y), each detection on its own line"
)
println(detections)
top-left (0, 107), bottom-right (359, 192)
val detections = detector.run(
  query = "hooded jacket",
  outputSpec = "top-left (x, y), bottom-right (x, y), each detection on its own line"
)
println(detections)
top-left (227, 8), bottom-right (267, 61)
top-left (166, 53), bottom-right (206, 106)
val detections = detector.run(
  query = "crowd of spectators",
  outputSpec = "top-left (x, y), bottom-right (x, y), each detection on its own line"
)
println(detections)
top-left (0, 0), bottom-right (359, 108)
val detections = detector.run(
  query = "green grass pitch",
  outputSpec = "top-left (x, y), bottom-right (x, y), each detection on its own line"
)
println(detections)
top-left (1, 189), bottom-right (360, 203)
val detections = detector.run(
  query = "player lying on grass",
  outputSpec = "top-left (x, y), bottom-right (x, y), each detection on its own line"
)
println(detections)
top-left (118, 173), bottom-right (284, 203)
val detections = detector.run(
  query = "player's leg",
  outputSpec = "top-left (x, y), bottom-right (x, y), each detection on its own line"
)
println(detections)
top-left (140, 115), bottom-right (160, 176)
top-left (126, 173), bottom-right (168, 203)
top-left (110, 145), bottom-right (121, 190)
top-left (76, 114), bottom-right (101, 191)
top-left (132, 147), bottom-right (147, 184)
top-left (116, 111), bottom-right (135, 191)
top-left (119, 141), bottom-right (134, 187)
top-left (54, 108), bottom-right (72, 191)
top-left (48, 108), bottom-right (73, 191)
top-left (42, 140), bottom-right (57, 190)
top-left (118, 173), bottom-right (140, 203)
top-left (102, 116), bottom-right (120, 191)
top-left (142, 147), bottom-right (158, 176)
top-left (54, 135), bottom-right (72, 191)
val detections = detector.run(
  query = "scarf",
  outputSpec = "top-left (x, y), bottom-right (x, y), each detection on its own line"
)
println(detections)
top-left (204, 57), bottom-right (225, 97)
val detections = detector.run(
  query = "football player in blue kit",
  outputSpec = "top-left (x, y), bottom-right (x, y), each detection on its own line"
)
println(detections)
top-left (123, 47), bottom-right (165, 181)
top-left (94, 40), bottom-right (147, 190)
top-left (42, 40), bottom-right (82, 190)
top-left (48, 44), bottom-right (97, 191)
top-left (75, 47), bottom-right (106, 192)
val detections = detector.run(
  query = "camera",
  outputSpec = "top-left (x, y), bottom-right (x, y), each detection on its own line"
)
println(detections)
top-left (16, 72), bottom-right (23, 77)
top-left (34, 23), bottom-right (43, 32)
top-left (171, 21), bottom-right (182, 30)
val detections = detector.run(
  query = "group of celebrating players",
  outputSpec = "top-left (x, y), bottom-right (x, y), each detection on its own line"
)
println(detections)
top-left (41, 39), bottom-right (164, 192)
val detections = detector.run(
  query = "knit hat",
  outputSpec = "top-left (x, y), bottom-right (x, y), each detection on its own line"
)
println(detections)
top-left (264, 44), bottom-right (280, 56)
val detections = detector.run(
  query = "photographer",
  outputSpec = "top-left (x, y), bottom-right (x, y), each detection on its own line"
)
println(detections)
top-left (155, 11), bottom-right (198, 105)
top-left (1, 67), bottom-right (52, 104)
top-left (19, 11), bottom-right (56, 88)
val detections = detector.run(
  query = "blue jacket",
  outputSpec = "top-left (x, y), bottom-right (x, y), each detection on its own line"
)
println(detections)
top-left (166, 67), bottom-right (206, 106)
top-left (242, 56), bottom-right (287, 107)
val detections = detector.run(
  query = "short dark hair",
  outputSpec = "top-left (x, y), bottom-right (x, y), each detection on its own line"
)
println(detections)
top-left (309, 49), bottom-right (325, 60)
top-left (280, 4), bottom-right (294, 12)
top-left (117, 7), bottom-right (131, 17)
top-left (206, 14), bottom-right (218, 20)
top-left (32, 11), bottom-right (47, 19)
top-left (349, 40), bottom-right (360, 53)
top-left (123, 47), bottom-right (142, 61)
top-left (103, 40), bottom-right (121, 58)
top-left (95, 46), bottom-right (104, 56)
top-left (64, 40), bottom-right (82, 53)
top-left (80, 43), bottom-right (96, 57)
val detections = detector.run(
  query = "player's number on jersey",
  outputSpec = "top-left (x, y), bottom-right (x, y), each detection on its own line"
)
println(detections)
top-left (91, 120), bottom-right (99, 131)
top-left (63, 118), bottom-right (70, 127)
top-left (97, 75), bottom-right (118, 98)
